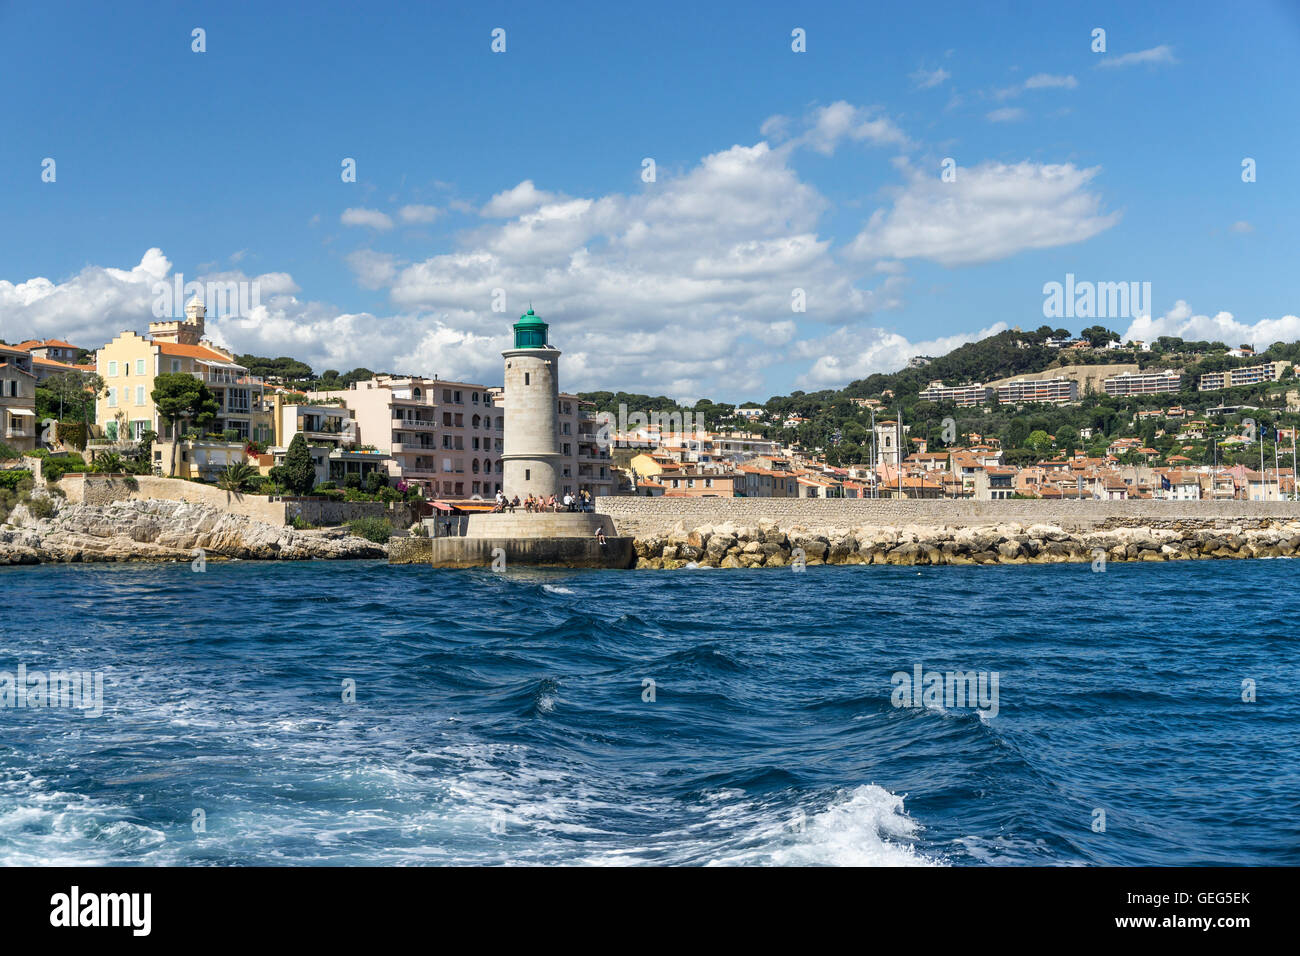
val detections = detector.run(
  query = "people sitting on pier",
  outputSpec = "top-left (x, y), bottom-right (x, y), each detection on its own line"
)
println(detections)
top-left (594, 526), bottom-right (606, 546)
top-left (492, 491), bottom-right (506, 513)
top-left (546, 493), bottom-right (557, 512)
top-left (510, 495), bottom-right (520, 514)
top-left (563, 492), bottom-right (574, 512)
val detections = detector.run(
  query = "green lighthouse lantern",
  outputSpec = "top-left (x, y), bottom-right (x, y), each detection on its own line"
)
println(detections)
top-left (512, 308), bottom-right (549, 349)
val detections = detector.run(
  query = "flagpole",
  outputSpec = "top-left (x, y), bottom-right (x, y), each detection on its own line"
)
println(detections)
top-left (1274, 427), bottom-right (1280, 501)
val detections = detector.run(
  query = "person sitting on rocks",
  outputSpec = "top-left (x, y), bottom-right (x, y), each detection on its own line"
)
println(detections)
top-left (594, 526), bottom-right (606, 546)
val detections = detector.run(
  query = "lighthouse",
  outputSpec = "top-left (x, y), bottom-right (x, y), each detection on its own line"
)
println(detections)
top-left (501, 308), bottom-right (562, 499)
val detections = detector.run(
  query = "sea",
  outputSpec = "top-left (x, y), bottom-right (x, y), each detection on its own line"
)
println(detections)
top-left (1, 558), bottom-right (1296, 866)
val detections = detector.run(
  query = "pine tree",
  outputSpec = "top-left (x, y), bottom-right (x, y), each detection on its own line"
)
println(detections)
top-left (282, 434), bottom-right (316, 494)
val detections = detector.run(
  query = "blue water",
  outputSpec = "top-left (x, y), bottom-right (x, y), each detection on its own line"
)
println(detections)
top-left (0, 559), bottom-right (1296, 866)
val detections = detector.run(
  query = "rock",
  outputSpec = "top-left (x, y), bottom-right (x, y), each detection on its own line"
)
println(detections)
top-left (0, 498), bottom-right (386, 564)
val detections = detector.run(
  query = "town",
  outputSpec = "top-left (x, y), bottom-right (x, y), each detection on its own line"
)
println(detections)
top-left (2, 313), bottom-right (1298, 512)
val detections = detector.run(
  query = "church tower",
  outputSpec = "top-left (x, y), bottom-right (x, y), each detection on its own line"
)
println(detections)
top-left (501, 308), bottom-right (562, 498)
top-left (149, 297), bottom-right (206, 345)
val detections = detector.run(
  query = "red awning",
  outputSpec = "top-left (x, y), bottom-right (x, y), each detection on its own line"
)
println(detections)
top-left (429, 500), bottom-right (454, 512)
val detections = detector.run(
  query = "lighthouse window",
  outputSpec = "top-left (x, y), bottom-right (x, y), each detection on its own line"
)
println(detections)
top-left (525, 469), bottom-right (531, 481)
top-left (524, 373), bottom-right (530, 386)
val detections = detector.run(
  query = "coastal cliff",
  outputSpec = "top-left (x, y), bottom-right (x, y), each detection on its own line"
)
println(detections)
top-left (634, 518), bottom-right (1300, 568)
top-left (0, 498), bottom-right (387, 565)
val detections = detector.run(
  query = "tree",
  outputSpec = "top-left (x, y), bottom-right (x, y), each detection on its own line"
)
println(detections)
top-left (94, 452), bottom-right (124, 474)
top-left (1081, 325), bottom-right (1120, 348)
top-left (151, 373), bottom-right (219, 477)
top-left (1027, 430), bottom-right (1052, 455)
top-left (43, 370), bottom-right (103, 423)
top-left (280, 434), bottom-right (317, 495)
top-left (217, 461), bottom-right (256, 493)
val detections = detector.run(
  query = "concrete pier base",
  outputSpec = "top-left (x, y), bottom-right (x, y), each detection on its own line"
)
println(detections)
top-left (429, 534), bottom-right (635, 569)
top-left (390, 511), bottom-right (635, 569)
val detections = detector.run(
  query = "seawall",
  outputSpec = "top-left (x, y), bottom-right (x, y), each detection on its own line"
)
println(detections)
top-left (594, 496), bottom-right (1300, 537)
top-left (57, 474), bottom-right (418, 527)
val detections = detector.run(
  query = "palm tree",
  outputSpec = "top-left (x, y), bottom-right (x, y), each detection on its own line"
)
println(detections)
top-left (217, 461), bottom-right (257, 493)
top-left (94, 452), bottom-right (124, 474)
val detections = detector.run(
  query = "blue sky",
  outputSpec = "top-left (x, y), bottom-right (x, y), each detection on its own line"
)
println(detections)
top-left (2, 0), bottom-right (1299, 401)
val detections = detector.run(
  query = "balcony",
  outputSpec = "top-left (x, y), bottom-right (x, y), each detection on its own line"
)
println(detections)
top-left (391, 441), bottom-right (436, 454)
top-left (189, 369), bottom-right (263, 388)
top-left (392, 417), bottom-right (437, 431)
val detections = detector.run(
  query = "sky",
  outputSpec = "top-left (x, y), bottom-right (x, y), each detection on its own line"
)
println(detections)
top-left (2, 0), bottom-right (1299, 402)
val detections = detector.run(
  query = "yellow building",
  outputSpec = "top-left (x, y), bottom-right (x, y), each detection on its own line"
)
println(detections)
top-left (94, 299), bottom-right (272, 475)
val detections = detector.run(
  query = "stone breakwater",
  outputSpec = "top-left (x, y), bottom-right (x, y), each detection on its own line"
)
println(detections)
top-left (0, 498), bottom-right (386, 565)
top-left (633, 518), bottom-right (1300, 568)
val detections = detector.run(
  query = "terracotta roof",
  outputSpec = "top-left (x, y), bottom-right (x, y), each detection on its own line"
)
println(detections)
top-left (156, 342), bottom-right (236, 362)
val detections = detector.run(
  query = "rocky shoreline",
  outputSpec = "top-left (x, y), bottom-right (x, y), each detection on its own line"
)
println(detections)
top-left (0, 498), bottom-right (387, 565)
top-left (633, 518), bottom-right (1300, 568)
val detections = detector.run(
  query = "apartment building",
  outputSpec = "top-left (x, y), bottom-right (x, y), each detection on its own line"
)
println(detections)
top-left (972, 468), bottom-right (1017, 500)
top-left (995, 377), bottom-right (1078, 405)
top-left (268, 396), bottom-right (391, 487)
top-left (918, 380), bottom-right (992, 407)
top-left (737, 464), bottom-right (798, 497)
top-left (12, 338), bottom-right (81, 364)
top-left (1197, 361), bottom-right (1291, 391)
top-left (95, 300), bottom-right (271, 458)
top-left (1103, 370), bottom-right (1182, 396)
top-left (659, 470), bottom-right (739, 496)
top-left (709, 431), bottom-right (782, 460)
top-left (0, 345), bottom-right (38, 451)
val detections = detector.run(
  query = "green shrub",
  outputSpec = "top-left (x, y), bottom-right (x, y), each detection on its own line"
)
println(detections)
top-left (40, 453), bottom-right (86, 482)
top-left (0, 470), bottom-right (32, 492)
top-left (346, 516), bottom-right (392, 544)
top-left (0, 442), bottom-right (19, 461)
top-left (55, 421), bottom-right (87, 450)
top-left (289, 514), bottom-right (316, 530)
top-left (27, 496), bottom-right (55, 519)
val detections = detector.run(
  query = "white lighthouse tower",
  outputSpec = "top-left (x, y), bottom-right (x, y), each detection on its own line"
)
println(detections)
top-left (501, 308), bottom-right (562, 499)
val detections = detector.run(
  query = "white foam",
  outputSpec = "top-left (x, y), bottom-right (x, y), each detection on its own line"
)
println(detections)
top-left (708, 785), bottom-right (940, 867)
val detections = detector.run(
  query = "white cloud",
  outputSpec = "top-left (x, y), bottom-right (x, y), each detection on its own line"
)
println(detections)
top-left (480, 180), bottom-right (559, 218)
top-left (1024, 73), bottom-right (1078, 90)
top-left (910, 66), bottom-right (950, 89)
top-left (398, 204), bottom-right (441, 224)
top-left (1230, 220), bottom-right (1254, 234)
top-left (346, 250), bottom-right (402, 290)
top-left (0, 250), bottom-right (300, 352)
top-left (375, 138), bottom-right (902, 396)
top-left (765, 100), bottom-right (911, 153)
top-left (1122, 301), bottom-right (1300, 350)
top-left (986, 107), bottom-right (1027, 123)
top-left (848, 160), bottom-right (1120, 266)
top-left (1097, 45), bottom-right (1177, 69)
top-left (340, 208), bottom-right (394, 230)
top-left (996, 74), bottom-right (1078, 99)
top-left (796, 322), bottom-right (1009, 389)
